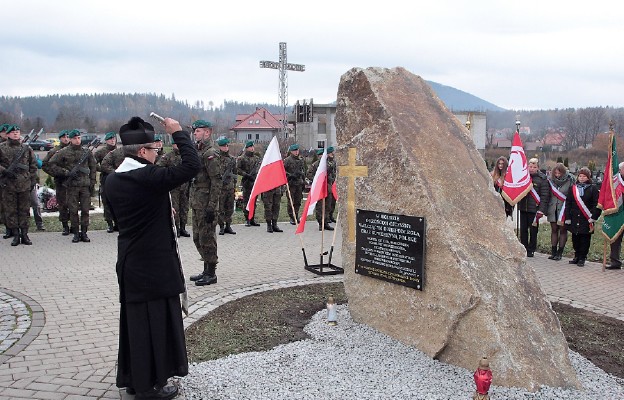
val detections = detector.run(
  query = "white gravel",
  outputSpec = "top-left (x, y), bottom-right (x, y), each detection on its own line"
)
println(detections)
top-left (181, 305), bottom-right (624, 399)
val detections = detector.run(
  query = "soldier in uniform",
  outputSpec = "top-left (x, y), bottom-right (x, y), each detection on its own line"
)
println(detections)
top-left (216, 137), bottom-right (237, 235)
top-left (153, 134), bottom-right (164, 164)
top-left (47, 130), bottom-right (97, 243)
top-left (0, 123), bottom-right (10, 238)
top-left (307, 147), bottom-right (335, 231)
top-left (236, 140), bottom-right (261, 227)
top-left (93, 132), bottom-right (118, 232)
top-left (188, 120), bottom-right (222, 286)
top-left (0, 125), bottom-right (38, 245)
top-left (326, 146), bottom-right (337, 223)
top-left (156, 138), bottom-right (191, 237)
top-left (284, 143), bottom-right (306, 225)
top-left (42, 130), bottom-right (72, 235)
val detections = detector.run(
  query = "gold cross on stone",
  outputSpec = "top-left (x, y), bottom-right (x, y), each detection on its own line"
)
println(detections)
top-left (339, 147), bottom-right (368, 242)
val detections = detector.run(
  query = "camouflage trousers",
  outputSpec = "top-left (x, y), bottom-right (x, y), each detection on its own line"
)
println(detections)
top-left (0, 187), bottom-right (5, 226)
top-left (315, 190), bottom-right (335, 222)
top-left (287, 184), bottom-right (303, 220)
top-left (171, 186), bottom-right (189, 228)
top-left (55, 179), bottom-right (70, 223)
top-left (262, 188), bottom-right (282, 221)
top-left (241, 184), bottom-right (257, 221)
top-left (99, 176), bottom-right (113, 224)
top-left (67, 186), bottom-right (91, 228)
top-left (192, 208), bottom-right (218, 264)
top-left (218, 187), bottom-right (235, 225)
top-left (1, 189), bottom-right (30, 229)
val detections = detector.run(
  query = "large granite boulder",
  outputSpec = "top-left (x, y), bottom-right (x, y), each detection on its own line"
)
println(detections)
top-left (334, 67), bottom-right (580, 391)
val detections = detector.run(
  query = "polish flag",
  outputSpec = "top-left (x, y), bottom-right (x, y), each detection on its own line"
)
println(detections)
top-left (502, 132), bottom-right (531, 206)
top-left (246, 136), bottom-right (287, 219)
top-left (296, 150), bottom-right (328, 234)
top-left (332, 181), bottom-right (339, 201)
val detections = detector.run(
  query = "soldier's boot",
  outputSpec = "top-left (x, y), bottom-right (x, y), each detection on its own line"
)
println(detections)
top-left (289, 216), bottom-right (296, 225)
top-left (250, 218), bottom-right (260, 226)
top-left (323, 222), bottom-right (334, 231)
top-left (224, 223), bottom-right (236, 234)
top-left (3, 227), bottom-right (13, 239)
top-left (218, 223), bottom-right (225, 235)
top-left (80, 226), bottom-right (90, 243)
top-left (179, 224), bottom-right (190, 237)
top-left (36, 222), bottom-right (45, 231)
top-left (547, 246), bottom-right (558, 260)
top-left (10, 229), bottom-right (20, 246)
top-left (245, 219), bottom-right (251, 227)
top-left (189, 263), bottom-right (207, 282)
top-left (20, 227), bottom-right (32, 246)
top-left (71, 227), bottom-right (81, 243)
top-left (318, 220), bottom-right (323, 231)
top-left (266, 220), bottom-right (273, 233)
top-left (329, 215), bottom-right (336, 223)
top-left (272, 220), bottom-right (283, 233)
top-left (195, 263), bottom-right (217, 286)
top-left (106, 221), bottom-right (114, 233)
top-left (61, 222), bottom-right (70, 236)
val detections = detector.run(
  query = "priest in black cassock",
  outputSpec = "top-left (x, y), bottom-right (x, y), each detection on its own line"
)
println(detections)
top-left (105, 116), bottom-right (200, 399)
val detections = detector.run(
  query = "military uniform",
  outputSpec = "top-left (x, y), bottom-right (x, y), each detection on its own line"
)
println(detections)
top-left (283, 144), bottom-right (306, 225)
top-left (189, 120), bottom-right (222, 286)
top-left (0, 125), bottom-right (38, 245)
top-left (236, 141), bottom-right (261, 226)
top-left (216, 138), bottom-right (237, 235)
top-left (93, 132), bottom-right (118, 232)
top-left (262, 187), bottom-right (283, 233)
top-left (42, 131), bottom-right (71, 235)
top-left (0, 124), bottom-right (9, 238)
top-left (100, 147), bottom-right (126, 175)
top-left (47, 132), bottom-right (97, 243)
top-left (157, 146), bottom-right (190, 237)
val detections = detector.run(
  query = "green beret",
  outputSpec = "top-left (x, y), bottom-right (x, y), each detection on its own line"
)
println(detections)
top-left (327, 146), bottom-right (334, 153)
top-left (0, 124), bottom-right (8, 132)
top-left (245, 140), bottom-right (254, 148)
top-left (316, 149), bottom-right (324, 155)
top-left (58, 130), bottom-right (69, 138)
top-left (289, 144), bottom-right (300, 151)
top-left (216, 137), bottom-right (230, 146)
top-left (6, 125), bottom-right (20, 134)
top-left (68, 129), bottom-right (81, 138)
top-left (192, 120), bottom-right (213, 129)
top-left (104, 132), bottom-right (116, 141)
top-left (154, 134), bottom-right (162, 142)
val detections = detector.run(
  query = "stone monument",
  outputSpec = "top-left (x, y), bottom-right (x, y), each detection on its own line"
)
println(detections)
top-left (334, 67), bottom-right (580, 391)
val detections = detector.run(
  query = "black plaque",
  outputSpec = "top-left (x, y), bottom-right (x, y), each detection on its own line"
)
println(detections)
top-left (355, 209), bottom-right (425, 290)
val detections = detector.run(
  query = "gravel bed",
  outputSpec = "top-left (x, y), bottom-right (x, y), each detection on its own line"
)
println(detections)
top-left (181, 305), bottom-right (624, 399)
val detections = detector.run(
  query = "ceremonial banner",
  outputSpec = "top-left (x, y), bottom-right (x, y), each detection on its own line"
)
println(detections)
top-left (599, 132), bottom-right (624, 242)
top-left (296, 150), bottom-right (328, 234)
top-left (502, 132), bottom-right (531, 206)
top-left (246, 136), bottom-right (287, 219)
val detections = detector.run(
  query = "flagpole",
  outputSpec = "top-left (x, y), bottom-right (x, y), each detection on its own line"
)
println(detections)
top-left (603, 238), bottom-right (607, 272)
top-left (285, 182), bottom-right (309, 267)
top-left (320, 198), bottom-right (326, 271)
top-left (327, 210), bottom-right (340, 267)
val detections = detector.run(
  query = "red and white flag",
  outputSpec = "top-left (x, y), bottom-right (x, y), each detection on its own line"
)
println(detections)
top-left (246, 136), bottom-right (287, 219)
top-left (332, 181), bottom-right (339, 201)
top-left (502, 132), bottom-right (531, 206)
top-left (296, 150), bottom-right (328, 234)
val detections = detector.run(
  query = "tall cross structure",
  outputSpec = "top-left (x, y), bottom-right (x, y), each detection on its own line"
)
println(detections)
top-left (260, 42), bottom-right (305, 138)
top-left (339, 148), bottom-right (369, 242)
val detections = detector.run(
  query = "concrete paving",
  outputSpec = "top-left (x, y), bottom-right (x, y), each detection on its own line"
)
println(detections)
top-left (0, 223), bottom-right (622, 399)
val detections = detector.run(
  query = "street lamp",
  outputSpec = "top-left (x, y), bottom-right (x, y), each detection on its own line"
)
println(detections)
top-left (465, 119), bottom-right (471, 131)
top-left (515, 115), bottom-right (521, 133)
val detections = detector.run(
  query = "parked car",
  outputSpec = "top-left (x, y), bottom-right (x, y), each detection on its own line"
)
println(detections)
top-left (28, 140), bottom-right (55, 151)
top-left (80, 134), bottom-right (100, 147)
top-left (45, 138), bottom-right (60, 147)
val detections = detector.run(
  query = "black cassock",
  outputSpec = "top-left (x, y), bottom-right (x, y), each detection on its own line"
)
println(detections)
top-left (104, 131), bottom-right (200, 393)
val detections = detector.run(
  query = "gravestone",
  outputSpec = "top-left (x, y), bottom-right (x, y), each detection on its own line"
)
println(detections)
top-left (334, 67), bottom-right (580, 391)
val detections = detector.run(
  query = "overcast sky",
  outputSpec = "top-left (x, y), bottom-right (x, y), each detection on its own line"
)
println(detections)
top-left (2, 0), bottom-right (623, 111)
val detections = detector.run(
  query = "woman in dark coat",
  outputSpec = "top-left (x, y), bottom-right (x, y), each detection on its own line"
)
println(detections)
top-left (105, 117), bottom-right (200, 398)
top-left (546, 163), bottom-right (575, 260)
top-left (565, 167), bottom-right (601, 267)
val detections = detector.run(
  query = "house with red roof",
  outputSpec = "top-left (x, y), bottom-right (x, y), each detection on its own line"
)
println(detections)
top-left (231, 107), bottom-right (287, 142)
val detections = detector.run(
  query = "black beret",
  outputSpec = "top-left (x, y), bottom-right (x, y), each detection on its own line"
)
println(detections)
top-left (119, 117), bottom-right (155, 145)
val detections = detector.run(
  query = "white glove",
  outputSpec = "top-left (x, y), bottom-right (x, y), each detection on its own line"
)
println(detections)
top-left (565, 220), bottom-right (571, 225)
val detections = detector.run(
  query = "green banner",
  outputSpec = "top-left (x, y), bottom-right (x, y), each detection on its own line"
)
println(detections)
top-left (602, 206), bottom-right (624, 243)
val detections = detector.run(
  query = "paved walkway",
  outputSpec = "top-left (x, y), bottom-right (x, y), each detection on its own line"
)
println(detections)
top-left (0, 224), bottom-right (622, 399)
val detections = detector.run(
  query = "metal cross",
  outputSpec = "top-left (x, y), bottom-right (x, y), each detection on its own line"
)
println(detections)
top-left (260, 42), bottom-right (305, 138)
top-left (338, 148), bottom-right (368, 242)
